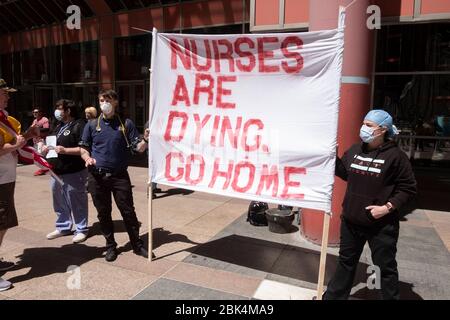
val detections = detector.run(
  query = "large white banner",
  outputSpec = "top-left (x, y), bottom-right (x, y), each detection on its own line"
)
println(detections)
top-left (149, 29), bottom-right (344, 212)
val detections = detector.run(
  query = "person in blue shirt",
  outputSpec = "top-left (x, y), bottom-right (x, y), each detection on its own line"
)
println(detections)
top-left (79, 89), bottom-right (149, 262)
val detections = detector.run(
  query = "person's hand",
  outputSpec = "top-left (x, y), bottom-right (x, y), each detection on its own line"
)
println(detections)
top-left (25, 125), bottom-right (40, 140)
top-left (85, 157), bottom-right (96, 167)
top-left (366, 205), bottom-right (390, 219)
top-left (15, 135), bottom-right (26, 149)
top-left (55, 146), bottom-right (66, 154)
top-left (41, 145), bottom-right (50, 156)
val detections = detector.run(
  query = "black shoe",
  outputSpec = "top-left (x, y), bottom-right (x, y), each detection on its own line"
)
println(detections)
top-left (105, 248), bottom-right (118, 262)
top-left (133, 246), bottom-right (149, 259)
top-left (0, 259), bottom-right (15, 272)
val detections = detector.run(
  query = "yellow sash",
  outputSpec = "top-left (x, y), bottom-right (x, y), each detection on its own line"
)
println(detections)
top-left (0, 116), bottom-right (21, 144)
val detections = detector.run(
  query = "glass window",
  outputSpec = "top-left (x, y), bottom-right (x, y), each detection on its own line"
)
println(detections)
top-left (62, 41), bottom-right (98, 83)
top-left (118, 86), bottom-right (131, 119)
top-left (13, 86), bottom-right (34, 128)
top-left (374, 75), bottom-right (450, 127)
top-left (374, 23), bottom-right (450, 165)
top-left (59, 85), bottom-right (99, 110)
top-left (135, 85), bottom-right (145, 129)
top-left (373, 75), bottom-right (450, 164)
top-left (0, 53), bottom-right (13, 85)
top-left (115, 35), bottom-right (151, 81)
top-left (22, 48), bottom-right (46, 84)
top-left (376, 23), bottom-right (450, 72)
top-left (13, 52), bottom-right (21, 86)
top-left (22, 47), bottom-right (61, 84)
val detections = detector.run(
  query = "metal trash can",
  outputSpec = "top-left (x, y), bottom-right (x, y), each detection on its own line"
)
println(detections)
top-left (266, 208), bottom-right (295, 234)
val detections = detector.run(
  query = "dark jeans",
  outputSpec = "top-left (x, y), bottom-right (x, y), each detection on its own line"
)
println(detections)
top-left (324, 216), bottom-right (400, 300)
top-left (88, 170), bottom-right (143, 251)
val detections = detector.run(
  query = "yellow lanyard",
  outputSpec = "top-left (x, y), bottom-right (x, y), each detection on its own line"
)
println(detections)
top-left (96, 115), bottom-right (130, 148)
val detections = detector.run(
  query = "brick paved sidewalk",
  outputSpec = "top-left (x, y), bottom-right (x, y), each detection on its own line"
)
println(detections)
top-left (0, 165), bottom-right (449, 300)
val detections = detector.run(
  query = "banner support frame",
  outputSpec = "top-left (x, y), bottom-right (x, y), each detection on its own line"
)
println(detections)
top-left (148, 27), bottom-right (158, 262)
top-left (315, 4), bottom-right (346, 300)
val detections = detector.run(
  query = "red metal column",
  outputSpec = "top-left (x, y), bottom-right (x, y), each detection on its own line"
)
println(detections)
top-left (300, 0), bottom-right (374, 246)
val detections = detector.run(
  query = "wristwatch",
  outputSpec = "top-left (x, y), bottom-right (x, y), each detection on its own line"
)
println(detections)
top-left (385, 202), bottom-right (394, 213)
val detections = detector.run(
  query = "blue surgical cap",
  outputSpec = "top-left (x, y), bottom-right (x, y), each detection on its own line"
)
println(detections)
top-left (364, 109), bottom-right (398, 137)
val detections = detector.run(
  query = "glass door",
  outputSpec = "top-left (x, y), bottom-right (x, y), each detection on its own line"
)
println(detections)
top-left (117, 82), bottom-right (147, 131)
top-left (34, 86), bottom-right (56, 118)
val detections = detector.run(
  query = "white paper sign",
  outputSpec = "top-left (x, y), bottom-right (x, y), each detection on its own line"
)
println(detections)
top-left (45, 135), bottom-right (58, 159)
top-left (149, 29), bottom-right (344, 212)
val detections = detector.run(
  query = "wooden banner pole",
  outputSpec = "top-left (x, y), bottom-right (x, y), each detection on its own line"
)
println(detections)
top-left (315, 4), bottom-right (346, 299)
top-left (147, 27), bottom-right (157, 262)
top-left (316, 212), bottom-right (331, 300)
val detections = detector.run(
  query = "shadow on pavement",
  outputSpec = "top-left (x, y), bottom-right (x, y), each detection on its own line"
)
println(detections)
top-left (119, 227), bottom-right (200, 254)
top-left (152, 188), bottom-right (194, 199)
top-left (351, 282), bottom-right (423, 300)
top-left (3, 244), bottom-right (104, 285)
top-left (153, 233), bottom-right (423, 300)
top-left (88, 220), bottom-right (138, 237)
top-left (182, 234), bottom-right (360, 284)
top-left (1, 227), bottom-right (200, 285)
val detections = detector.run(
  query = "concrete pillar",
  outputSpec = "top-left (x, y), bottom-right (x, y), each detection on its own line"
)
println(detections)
top-left (300, 0), bottom-right (374, 246)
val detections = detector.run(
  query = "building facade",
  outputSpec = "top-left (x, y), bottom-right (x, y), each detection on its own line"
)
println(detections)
top-left (0, 0), bottom-right (249, 130)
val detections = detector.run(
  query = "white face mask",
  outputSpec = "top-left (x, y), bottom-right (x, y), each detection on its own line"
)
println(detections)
top-left (54, 109), bottom-right (63, 121)
top-left (100, 102), bottom-right (113, 116)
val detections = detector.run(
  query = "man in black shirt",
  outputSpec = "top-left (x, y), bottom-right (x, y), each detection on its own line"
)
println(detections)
top-left (41, 99), bottom-right (89, 243)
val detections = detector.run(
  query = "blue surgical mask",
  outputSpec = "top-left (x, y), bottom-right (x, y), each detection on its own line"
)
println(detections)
top-left (360, 124), bottom-right (375, 143)
top-left (54, 109), bottom-right (63, 121)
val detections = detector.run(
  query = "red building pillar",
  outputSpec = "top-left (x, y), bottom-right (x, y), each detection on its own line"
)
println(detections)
top-left (300, 0), bottom-right (374, 246)
top-left (99, 15), bottom-right (115, 90)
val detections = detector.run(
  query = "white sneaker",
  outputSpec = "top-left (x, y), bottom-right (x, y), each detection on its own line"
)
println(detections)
top-left (72, 233), bottom-right (87, 243)
top-left (46, 230), bottom-right (71, 240)
top-left (0, 278), bottom-right (12, 292)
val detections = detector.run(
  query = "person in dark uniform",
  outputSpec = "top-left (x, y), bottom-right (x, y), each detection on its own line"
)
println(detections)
top-left (324, 109), bottom-right (417, 300)
top-left (79, 89), bottom-right (149, 262)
